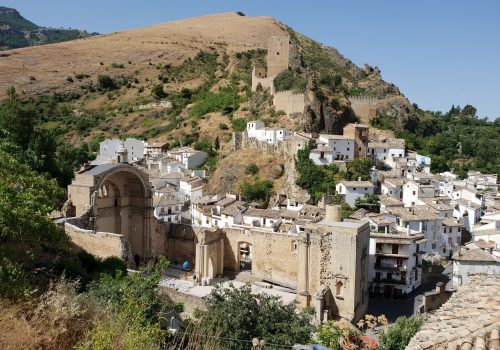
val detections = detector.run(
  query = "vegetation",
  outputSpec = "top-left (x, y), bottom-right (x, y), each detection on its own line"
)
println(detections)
top-left (371, 105), bottom-right (500, 176)
top-left (316, 320), bottom-right (358, 349)
top-left (355, 193), bottom-right (380, 211)
top-left (378, 316), bottom-right (424, 350)
top-left (245, 163), bottom-right (259, 175)
top-left (274, 69), bottom-right (307, 93)
top-left (240, 178), bottom-right (273, 203)
top-left (193, 283), bottom-right (314, 350)
top-left (189, 85), bottom-right (241, 119)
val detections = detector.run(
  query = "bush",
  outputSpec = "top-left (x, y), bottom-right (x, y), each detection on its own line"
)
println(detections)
top-left (245, 163), bottom-right (259, 175)
top-left (97, 75), bottom-right (116, 91)
top-left (111, 62), bottom-right (124, 68)
top-left (188, 87), bottom-right (240, 119)
top-left (219, 123), bottom-right (228, 130)
top-left (151, 84), bottom-right (167, 100)
top-left (195, 284), bottom-right (313, 350)
top-left (240, 178), bottom-right (273, 203)
top-left (231, 117), bottom-right (247, 132)
top-left (378, 316), bottom-right (424, 350)
top-left (274, 69), bottom-right (307, 93)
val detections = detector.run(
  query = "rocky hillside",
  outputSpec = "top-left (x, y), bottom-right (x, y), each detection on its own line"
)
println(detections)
top-left (0, 6), bottom-right (96, 50)
top-left (0, 12), bottom-right (419, 192)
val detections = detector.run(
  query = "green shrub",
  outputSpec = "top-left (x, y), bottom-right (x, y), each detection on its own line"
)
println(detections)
top-left (188, 87), bottom-right (240, 119)
top-left (151, 84), bottom-right (167, 100)
top-left (378, 316), bottom-right (424, 350)
top-left (231, 117), bottom-right (247, 132)
top-left (97, 75), bottom-right (117, 91)
top-left (240, 178), bottom-right (273, 203)
top-left (219, 123), bottom-right (229, 130)
top-left (111, 62), bottom-right (124, 68)
top-left (245, 163), bottom-right (259, 175)
top-left (274, 69), bottom-right (307, 93)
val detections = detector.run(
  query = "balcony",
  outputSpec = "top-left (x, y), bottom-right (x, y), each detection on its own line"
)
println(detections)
top-left (373, 278), bottom-right (407, 285)
top-left (375, 250), bottom-right (409, 258)
top-left (374, 264), bottom-right (408, 272)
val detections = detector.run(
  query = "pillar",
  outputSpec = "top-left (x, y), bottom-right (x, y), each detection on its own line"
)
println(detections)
top-left (297, 236), bottom-right (309, 297)
top-left (315, 293), bottom-right (324, 324)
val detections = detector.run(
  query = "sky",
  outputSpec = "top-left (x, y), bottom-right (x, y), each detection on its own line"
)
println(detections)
top-left (3, 0), bottom-right (500, 119)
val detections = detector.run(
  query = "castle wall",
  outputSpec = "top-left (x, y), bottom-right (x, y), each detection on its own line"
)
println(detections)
top-left (65, 222), bottom-right (128, 260)
top-left (349, 96), bottom-right (379, 123)
top-left (273, 90), bottom-right (305, 117)
top-left (251, 67), bottom-right (276, 93)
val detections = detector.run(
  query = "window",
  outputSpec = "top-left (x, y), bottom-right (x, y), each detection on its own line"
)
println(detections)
top-left (392, 244), bottom-right (399, 254)
top-left (291, 241), bottom-right (298, 253)
top-left (353, 187), bottom-right (356, 191)
top-left (432, 243), bottom-right (436, 249)
top-left (335, 281), bottom-right (343, 298)
top-left (347, 148), bottom-right (350, 151)
top-left (365, 188), bottom-right (368, 190)
top-left (413, 191), bottom-right (416, 195)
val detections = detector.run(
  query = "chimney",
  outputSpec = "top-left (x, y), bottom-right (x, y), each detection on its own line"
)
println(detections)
top-left (325, 205), bottom-right (342, 222)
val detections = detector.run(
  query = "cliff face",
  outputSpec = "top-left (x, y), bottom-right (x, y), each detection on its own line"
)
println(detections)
top-left (286, 28), bottom-right (416, 132)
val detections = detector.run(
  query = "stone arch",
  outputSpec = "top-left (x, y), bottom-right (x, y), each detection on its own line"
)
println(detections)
top-left (92, 165), bottom-right (153, 259)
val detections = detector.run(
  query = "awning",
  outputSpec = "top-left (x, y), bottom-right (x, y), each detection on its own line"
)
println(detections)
top-left (415, 238), bottom-right (427, 244)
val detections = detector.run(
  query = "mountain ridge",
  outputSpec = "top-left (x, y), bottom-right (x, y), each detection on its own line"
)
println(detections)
top-left (0, 6), bottom-right (96, 50)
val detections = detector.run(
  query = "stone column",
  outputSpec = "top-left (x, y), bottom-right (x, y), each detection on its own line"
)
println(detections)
top-left (195, 243), bottom-right (204, 283)
top-left (217, 239), bottom-right (224, 276)
top-left (297, 236), bottom-right (310, 304)
top-left (315, 293), bottom-right (324, 324)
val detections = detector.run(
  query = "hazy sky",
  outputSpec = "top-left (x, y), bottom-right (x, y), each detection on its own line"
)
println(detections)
top-left (4, 0), bottom-right (500, 119)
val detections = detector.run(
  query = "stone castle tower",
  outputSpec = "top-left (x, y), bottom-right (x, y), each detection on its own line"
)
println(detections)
top-left (267, 35), bottom-right (290, 76)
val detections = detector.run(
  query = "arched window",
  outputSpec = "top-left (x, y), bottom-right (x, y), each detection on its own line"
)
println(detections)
top-left (335, 281), bottom-right (343, 298)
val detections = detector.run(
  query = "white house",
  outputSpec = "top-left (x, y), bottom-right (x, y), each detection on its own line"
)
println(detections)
top-left (309, 135), bottom-right (355, 165)
top-left (381, 178), bottom-right (405, 201)
top-left (368, 213), bottom-right (425, 297)
top-left (415, 154), bottom-right (432, 174)
top-left (167, 147), bottom-right (208, 169)
top-left (92, 138), bottom-right (145, 164)
top-left (336, 180), bottom-right (375, 208)
top-left (368, 139), bottom-right (405, 166)
top-left (179, 176), bottom-right (205, 200)
top-left (453, 199), bottom-right (483, 232)
top-left (144, 142), bottom-right (168, 157)
top-left (402, 180), bottom-right (439, 207)
top-left (452, 242), bottom-right (500, 287)
top-left (246, 121), bottom-right (289, 144)
top-left (153, 195), bottom-right (183, 223)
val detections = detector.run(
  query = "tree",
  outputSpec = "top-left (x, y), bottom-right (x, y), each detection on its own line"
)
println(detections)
top-left (346, 158), bottom-right (372, 181)
top-left (214, 135), bottom-right (220, 150)
top-left (196, 283), bottom-right (313, 350)
top-left (151, 83), bottom-right (167, 99)
top-left (0, 87), bottom-right (34, 149)
top-left (0, 139), bottom-right (63, 243)
top-left (97, 75), bottom-right (116, 91)
top-left (378, 316), bottom-right (423, 350)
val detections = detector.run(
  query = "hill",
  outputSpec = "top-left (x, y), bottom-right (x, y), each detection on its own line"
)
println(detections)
top-left (0, 6), bottom-right (96, 50)
top-left (0, 12), bottom-right (496, 185)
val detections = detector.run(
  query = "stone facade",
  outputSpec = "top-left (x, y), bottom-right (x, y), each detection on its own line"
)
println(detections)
top-left (65, 163), bottom-right (159, 264)
top-left (348, 96), bottom-right (379, 123)
top-left (273, 90), bottom-right (306, 117)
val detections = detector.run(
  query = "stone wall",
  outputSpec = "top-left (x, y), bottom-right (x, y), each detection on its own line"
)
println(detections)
top-left (415, 282), bottom-right (455, 314)
top-left (349, 96), bottom-right (379, 123)
top-left (65, 221), bottom-right (129, 260)
top-left (251, 68), bottom-right (276, 93)
top-left (273, 90), bottom-right (305, 117)
top-left (158, 286), bottom-right (207, 314)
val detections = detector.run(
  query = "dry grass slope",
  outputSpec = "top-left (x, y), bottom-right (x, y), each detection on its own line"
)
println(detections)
top-left (0, 13), bottom-right (285, 99)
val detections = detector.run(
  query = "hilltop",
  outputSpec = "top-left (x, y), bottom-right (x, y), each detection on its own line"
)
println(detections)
top-left (0, 6), bottom-right (96, 50)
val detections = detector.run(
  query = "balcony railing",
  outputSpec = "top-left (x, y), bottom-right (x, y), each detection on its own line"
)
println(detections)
top-left (373, 278), bottom-right (408, 285)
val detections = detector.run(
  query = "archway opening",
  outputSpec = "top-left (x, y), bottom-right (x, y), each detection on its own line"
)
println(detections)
top-left (95, 171), bottom-right (147, 258)
top-left (239, 242), bottom-right (252, 271)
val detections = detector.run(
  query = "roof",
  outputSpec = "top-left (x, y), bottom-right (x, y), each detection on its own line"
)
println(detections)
top-left (338, 180), bottom-right (374, 188)
top-left (406, 274), bottom-right (500, 350)
top-left (243, 207), bottom-right (283, 219)
top-left (368, 138), bottom-right (405, 149)
top-left (221, 201), bottom-right (247, 216)
top-left (311, 146), bottom-right (333, 152)
top-left (454, 198), bottom-right (482, 210)
top-left (452, 243), bottom-right (498, 262)
top-left (153, 196), bottom-right (180, 207)
top-left (214, 196), bottom-right (237, 207)
top-left (386, 205), bottom-right (441, 221)
top-left (379, 195), bottom-right (404, 207)
top-left (384, 178), bottom-right (406, 187)
top-left (319, 134), bottom-right (353, 140)
top-left (345, 122), bottom-right (369, 128)
top-left (442, 218), bottom-right (463, 227)
top-left (370, 233), bottom-right (425, 245)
